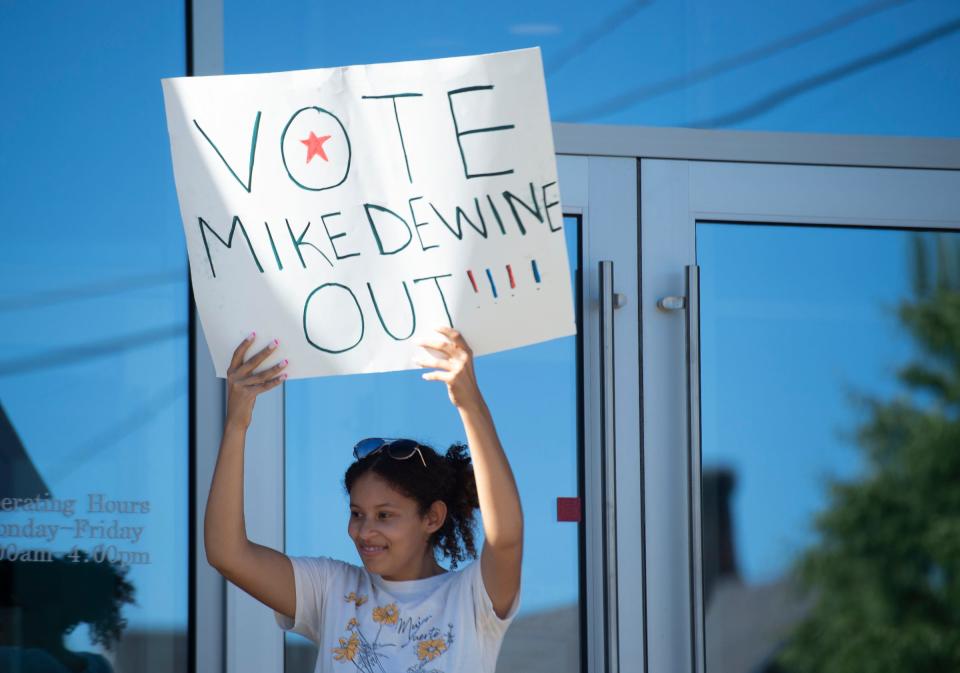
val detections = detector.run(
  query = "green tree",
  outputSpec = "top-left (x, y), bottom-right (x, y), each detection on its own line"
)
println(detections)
top-left (778, 235), bottom-right (960, 673)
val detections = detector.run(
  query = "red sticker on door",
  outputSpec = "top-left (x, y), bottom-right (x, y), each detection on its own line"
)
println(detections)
top-left (556, 497), bottom-right (582, 522)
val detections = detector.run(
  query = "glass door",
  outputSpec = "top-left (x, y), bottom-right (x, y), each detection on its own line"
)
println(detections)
top-left (228, 154), bottom-right (643, 673)
top-left (641, 159), bottom-right (960, 673)
top-left (698, 222), bottom-right (960, 673)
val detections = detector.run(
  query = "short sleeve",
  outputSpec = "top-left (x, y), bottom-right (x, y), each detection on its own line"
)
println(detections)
top-left (467, 559), bottom-right (521, 636)
top-left (274, 555), bottom-right (338, 643)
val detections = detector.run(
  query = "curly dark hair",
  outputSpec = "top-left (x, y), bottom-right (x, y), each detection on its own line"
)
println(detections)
top-left (344, 441), bottom-right (480, 569)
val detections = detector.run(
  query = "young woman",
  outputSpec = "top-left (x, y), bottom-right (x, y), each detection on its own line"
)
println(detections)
top-left (204, 326), bottom-right (523, 673)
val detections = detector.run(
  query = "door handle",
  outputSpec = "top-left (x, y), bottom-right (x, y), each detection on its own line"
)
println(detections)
top-left (599, 261), bottom-right (619, 673)
top-left (657, 267), bottom-right (705, 673)
top-left (683, 267), bottom-right (706, 673)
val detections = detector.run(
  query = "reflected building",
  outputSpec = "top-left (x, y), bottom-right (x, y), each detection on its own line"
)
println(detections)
top-left (0, 404), bottom-right (47, 500)
top-left (702, 468), bottom-right (811, 673)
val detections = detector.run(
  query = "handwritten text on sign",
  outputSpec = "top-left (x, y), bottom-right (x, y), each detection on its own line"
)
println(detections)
top-left (161, 48), bottom-right (575, 379)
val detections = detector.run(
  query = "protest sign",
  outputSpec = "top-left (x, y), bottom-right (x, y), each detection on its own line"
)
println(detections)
top-left (161, 47), bottom-right (575, 379)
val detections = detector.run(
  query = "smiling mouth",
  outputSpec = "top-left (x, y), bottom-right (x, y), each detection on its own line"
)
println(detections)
top-left (359, 545), bottom-right (387, 556)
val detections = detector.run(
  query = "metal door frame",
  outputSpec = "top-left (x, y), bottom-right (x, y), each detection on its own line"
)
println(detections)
top-left (558, 155), bottom-right (644, 673)
top-left (554, 122), bottom-right (960, 673)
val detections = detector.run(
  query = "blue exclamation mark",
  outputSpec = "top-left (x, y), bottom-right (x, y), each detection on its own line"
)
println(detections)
top-left (485, 268), bottom-right (498, 298)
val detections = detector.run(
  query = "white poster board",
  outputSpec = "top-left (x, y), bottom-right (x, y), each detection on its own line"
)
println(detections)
top-left (161, 47), bottom-right (575, 379)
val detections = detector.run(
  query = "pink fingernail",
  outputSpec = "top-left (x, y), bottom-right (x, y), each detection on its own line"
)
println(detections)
top-left (269, 338), bottom-right (279, 349)
top-left (282, 359), bottom-right (289, 367)
top-left (247, 331), bottom-right (256, 341)
top-left (281, 373), bottom-right (288, 380)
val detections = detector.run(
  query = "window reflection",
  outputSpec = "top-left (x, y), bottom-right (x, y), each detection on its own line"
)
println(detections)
top-left (698, 224), bottom-right (960, 673)
top-left (224, 1), bottom-right (959, 137)
top-left (0, 3), bottom-right (188, 672)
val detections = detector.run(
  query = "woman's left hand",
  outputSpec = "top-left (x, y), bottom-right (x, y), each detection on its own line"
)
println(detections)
top-left (414, 326), bottom-right (485, 413)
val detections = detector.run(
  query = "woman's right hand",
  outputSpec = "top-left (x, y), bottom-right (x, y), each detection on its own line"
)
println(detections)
top-left (226, 333), bottom-right (288, 429)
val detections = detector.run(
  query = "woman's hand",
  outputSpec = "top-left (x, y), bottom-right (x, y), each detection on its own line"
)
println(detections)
top-left (415, 327), bottom-right (485, 413)
top-left (226, 333), bottom-right (288, 429)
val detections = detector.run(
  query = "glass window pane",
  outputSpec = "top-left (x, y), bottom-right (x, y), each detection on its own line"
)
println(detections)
top-left (225, 1), bottom-right (960, 137)
top-left (697, 222), bottom-right (960, 673)
top-left (0, 4), bottom-right (188, 672)
top-left (284, 215), bottom-right (581, 673)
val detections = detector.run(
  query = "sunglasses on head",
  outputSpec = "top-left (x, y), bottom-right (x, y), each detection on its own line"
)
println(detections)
top-left (352, 437), bottom-right (428, 468)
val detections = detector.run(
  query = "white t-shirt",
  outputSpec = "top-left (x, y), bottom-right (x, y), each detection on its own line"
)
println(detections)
top-left (275, 556), bottom-right (520, 673)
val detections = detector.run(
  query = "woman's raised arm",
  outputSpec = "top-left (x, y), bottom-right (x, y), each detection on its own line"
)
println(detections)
top-left (415, 327), bottom-right (523, 618)
top-left (204, 334), bottom-right (297, 619)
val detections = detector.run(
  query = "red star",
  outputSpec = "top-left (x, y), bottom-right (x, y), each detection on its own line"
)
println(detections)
top-left (300, 131), bottom-right (332, 163)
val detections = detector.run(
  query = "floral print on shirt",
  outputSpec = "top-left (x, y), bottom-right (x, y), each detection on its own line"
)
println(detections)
top-left (331, 594), bottom-right (456, 673)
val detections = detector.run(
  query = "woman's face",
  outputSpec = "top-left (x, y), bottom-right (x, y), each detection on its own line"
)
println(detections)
top-left (347, 472), bottom-right (445, 580)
